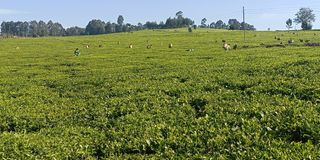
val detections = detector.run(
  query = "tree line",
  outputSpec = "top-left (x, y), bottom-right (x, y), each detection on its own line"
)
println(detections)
top-left (1, 11), bottom-right (256, 37)
top-left (1, 20), bottom-right (67, 37)
top-left (198, 18), bottom-right (255, 30)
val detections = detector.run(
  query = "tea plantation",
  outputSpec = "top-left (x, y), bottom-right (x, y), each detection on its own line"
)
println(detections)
top-left (0, 29), bottom-right (319, 159)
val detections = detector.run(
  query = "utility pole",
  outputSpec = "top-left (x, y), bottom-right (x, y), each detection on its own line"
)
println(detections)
top-left (243, 6), bottom-right (246, 42)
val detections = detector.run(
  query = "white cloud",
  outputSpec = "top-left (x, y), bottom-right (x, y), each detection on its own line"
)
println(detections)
top-left (0, 9), bottom-right (28, 15)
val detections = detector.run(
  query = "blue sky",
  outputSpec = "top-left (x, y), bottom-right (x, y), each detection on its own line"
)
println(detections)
top-left (1, 0), bottom-right (320, 30)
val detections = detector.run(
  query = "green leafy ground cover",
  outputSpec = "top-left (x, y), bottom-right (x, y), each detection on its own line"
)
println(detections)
top-left (0, 29), bottom-right (319, 159)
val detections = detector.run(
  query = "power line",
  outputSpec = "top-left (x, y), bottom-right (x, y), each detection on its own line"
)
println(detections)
top-left (206, 6), bottom-right (320, 21)
top-left (246, 2), bottom-right (320, 11)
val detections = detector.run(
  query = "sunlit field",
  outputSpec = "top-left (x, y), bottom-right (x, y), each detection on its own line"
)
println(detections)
top-left (0, 29), bottom-right (319, 159)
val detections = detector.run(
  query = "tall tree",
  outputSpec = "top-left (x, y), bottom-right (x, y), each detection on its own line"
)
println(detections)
top-left (1, 22), bottom-right (10, 36)
top-left (21, 22), bottom-right (29, 37)
top-left (165, 18), bottom-right (177, 28)
top-left (176, 11), bottom-right (184, 26)
top-left (176, 11), bottom-right (183, 18)
top-left (47, 20), bottom-right (54, 36)
top-left (215, 20), bottom-right (224, 29)
top-left (105, 22), bottom-right (116, 33)
top-left (228, 19), bottom-right (241, 30)
top-left (286, 18), bottom-right (293, 30)
top-left (38, 20), bottom-right (48, 37)
top-left (116, 15), bottom-right (125, 32)
top-left (85, 19), bottom-right (106, 35)
top-left (294, 8), bottom-right (315, 30)
top-left (117, 15), bottom-right (124, 26)
top-left (29, 21), bottom-right (39, 37)
top-left (51, 22), bottom-right (65, 36)
top-left (137, 22), bottom-right (144, 30)
top-left (5, 21), bottom-right (15, 35)
top-left (209, 22), bottom-right (216, 28)
top-left (15, 21), bottom-right (24, 36)
top-left (201, 18), bottom-right (207, 28)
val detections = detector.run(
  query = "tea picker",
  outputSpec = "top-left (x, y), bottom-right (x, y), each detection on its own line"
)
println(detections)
top-left (74, 48), bottom-right (81, 56)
